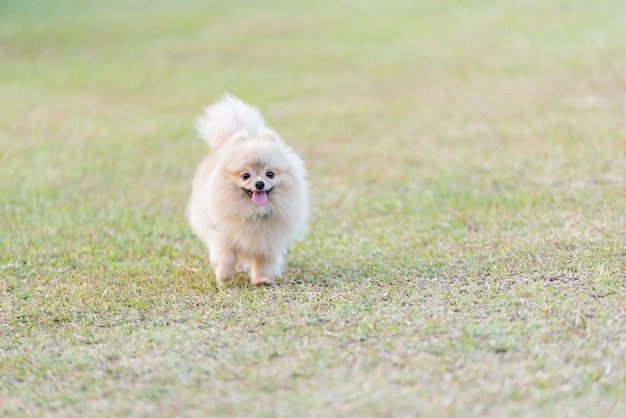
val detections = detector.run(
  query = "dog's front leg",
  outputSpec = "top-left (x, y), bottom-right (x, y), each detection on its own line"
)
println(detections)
top-left (249, 256), bottom-right (277, 286)
top-left (211, 247), bottom-right (237, 286)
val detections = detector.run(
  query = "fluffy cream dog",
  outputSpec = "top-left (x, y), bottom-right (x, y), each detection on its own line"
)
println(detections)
top-left (187, 94), bottom-right (309, 285)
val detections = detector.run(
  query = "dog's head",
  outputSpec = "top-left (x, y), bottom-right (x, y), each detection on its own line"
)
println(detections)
top-left (219, 129), bottom-right (300, 216)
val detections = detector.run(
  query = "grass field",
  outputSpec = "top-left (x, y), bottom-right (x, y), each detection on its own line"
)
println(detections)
top-left (1, 0), bottom-right (625, 416)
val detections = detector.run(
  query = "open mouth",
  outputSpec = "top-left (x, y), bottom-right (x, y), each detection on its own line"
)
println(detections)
top-left (243, 187), bottom-right (274, 205)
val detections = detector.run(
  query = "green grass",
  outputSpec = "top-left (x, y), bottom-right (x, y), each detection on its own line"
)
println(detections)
top-left (1, 0), bottom-right (625, 416)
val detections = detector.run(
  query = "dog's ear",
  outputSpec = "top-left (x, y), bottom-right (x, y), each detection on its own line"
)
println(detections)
top-left (227, 130), bottom-right (251, 144)
top-left (259, 128), bottom-right (280, 142)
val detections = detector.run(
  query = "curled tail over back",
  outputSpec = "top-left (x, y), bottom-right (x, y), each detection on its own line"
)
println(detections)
top-left (195, 93), bottom-right (266, 148)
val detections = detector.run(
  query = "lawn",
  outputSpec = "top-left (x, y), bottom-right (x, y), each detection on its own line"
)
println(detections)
top-left (1, 0), bottom-right (625, 416)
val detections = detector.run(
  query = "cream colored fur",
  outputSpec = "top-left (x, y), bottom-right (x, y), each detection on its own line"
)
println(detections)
top-left (187, 94), bottom-right (309, 285)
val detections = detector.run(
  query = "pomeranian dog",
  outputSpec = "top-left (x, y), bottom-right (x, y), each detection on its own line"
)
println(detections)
top-left (187, 94), bottom-right (309, 286)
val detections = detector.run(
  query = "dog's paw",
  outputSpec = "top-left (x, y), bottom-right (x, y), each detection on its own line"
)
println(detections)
top-left (216, 276), bottom-right (233, 287)
top-left (250, 277), bottom-right (275, 286)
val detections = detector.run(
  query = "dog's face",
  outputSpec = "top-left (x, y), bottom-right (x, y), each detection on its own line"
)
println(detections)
top-left (236, 161), bottom-right (279, 206)
top-left (219, 131), bottom-right (295, 214)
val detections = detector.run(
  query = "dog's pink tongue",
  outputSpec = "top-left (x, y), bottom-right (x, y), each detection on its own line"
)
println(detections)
top-left (252, 191), bottom-right (267, 205)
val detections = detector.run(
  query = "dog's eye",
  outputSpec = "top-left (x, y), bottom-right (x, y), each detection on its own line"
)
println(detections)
top-left (242, 173), bottom-right (251, 180)
top-left (266, 171), bottom-right (274, 179)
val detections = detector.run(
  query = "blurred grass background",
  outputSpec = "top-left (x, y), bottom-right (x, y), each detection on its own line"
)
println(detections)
top-left (1, 0), bottom-right (625, 416)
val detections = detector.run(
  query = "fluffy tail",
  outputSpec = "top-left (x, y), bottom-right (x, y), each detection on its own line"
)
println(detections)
top-left (195, 93), bottom-right (266, 148)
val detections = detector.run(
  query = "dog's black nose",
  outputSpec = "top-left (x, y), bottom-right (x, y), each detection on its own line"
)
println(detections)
top-left (255, 181), bottom-right (265, 190)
